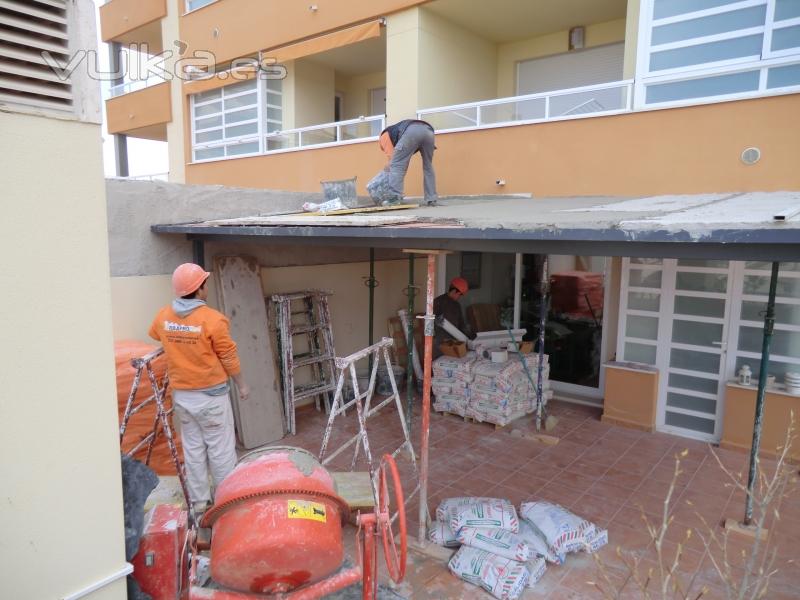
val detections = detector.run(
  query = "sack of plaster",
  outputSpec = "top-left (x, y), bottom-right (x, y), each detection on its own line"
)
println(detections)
top-left (448, 546), bottom-right (529, 600)
top-left (366, 170), bottom-right (393, 205)
top-left (525, 556), bottom-right (547, 588)
top-left (433, 399), bottom-right (467, 416)
top-left (451, 499), bottom-right (520, 534)
top-left (582, 527), bottom-right (609, 553)
top-left (436, 497), bottom-right (506, 523)
top-left (520, 501), bottom-right (594, 561)
top-left (302, 198), bottom-right (347, 213)
top-left (434, 353), bottom-right (478, 372)
top-left (429, 520), bottom-right (461, 547)
top-left (517, 519), bottom-right (561, 564)
top-left (434, 367), bottom-right (475, 382)
top-left (456, 527), bottom-right (533, 562)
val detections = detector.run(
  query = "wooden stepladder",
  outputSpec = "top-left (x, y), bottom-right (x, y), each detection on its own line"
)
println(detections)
top-left (318, 338), bottom-right (423, 519)
top-left (272, 290), bottom-right (338, 435)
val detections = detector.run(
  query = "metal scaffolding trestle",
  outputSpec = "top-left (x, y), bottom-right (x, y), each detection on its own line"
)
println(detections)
top-left (318, 338), bottom-right (422, 520)
top-left (119, 347), bottom-right (195, 524)
top-left (272, 290), bottom-right (338, 435)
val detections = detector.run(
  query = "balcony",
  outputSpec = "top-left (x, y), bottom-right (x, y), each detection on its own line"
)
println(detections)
top-left (106, 79), bottom-right (170, 141)
top-left (99, 0), bottom-right (166, 53)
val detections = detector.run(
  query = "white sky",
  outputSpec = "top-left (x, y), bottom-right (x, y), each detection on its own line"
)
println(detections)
top-left (93, 0), bottom-right (169, 178)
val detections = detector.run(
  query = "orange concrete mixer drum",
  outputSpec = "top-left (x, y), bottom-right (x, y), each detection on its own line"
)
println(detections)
top-left (200, 447), bottom-right (349, 594)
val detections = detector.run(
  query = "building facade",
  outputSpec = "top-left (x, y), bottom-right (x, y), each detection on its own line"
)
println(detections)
top-left (0, 0), bottom-right (128, 598)
top-left (101, 0), bottom-right (800, 450)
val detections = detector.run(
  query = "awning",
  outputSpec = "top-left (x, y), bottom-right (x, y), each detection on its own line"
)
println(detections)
top-left (265, 20), bottom-right (382, 63)
top-left (152, 192), bottom-right (800, 261)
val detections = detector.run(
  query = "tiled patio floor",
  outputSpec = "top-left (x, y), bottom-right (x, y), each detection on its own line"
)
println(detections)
top-left (280, 398), bottom-right (800, 599)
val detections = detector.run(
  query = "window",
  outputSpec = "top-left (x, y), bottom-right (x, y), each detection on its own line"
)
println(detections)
top-left (186, 0), bottom-right (217, 13)
top-left (730, 261), bottom-right (800, 382)
top-left (637, 0), bottom-right (800, 107)
top-left (619, 258), bottom-right (664, 365)
top-left (0, 0), bottom-right (72, 112)
top-left (191, 76), bottom-right (283, 162)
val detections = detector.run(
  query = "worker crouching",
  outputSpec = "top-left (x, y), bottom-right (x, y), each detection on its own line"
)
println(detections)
top-left (149, 263), bottom-right (250, 516)
top-left (368, 119), bottom-right (438, 206)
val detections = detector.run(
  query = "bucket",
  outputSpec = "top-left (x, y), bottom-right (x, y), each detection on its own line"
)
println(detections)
top-left (320, 177), bottom-right (357, 206)
top-left (376, 364), bottom-right (405, 396)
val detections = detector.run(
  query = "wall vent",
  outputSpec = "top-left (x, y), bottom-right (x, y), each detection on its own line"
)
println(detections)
top-left (0, 0), bottom-right (73, 112)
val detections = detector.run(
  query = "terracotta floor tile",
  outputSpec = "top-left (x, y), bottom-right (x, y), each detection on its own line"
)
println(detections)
top-left (449, 474), bottom-right (499, 498)
top-left (588, 480), bottom-right (635, 504)
top-left (564, 458), bottom-right (608, 480)
top-left (516, 459), bottom-right (564, 482)
top-left (573, 493), bottom-right (624, 527)
top-left (555, 470), bottom-right (601, 495)
top-left (603, 467), bottom-right (648, 490)
top-left (464, 461), bottom-right (518, 487)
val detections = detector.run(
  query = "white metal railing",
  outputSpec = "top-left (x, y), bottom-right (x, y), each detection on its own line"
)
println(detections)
top-left (264, 114), bottom-right (386, 153)
top-left (416, 80), bottom-right (634, 133)
top-left (116, 172), bottom-right (170, 181)
top-left (192, 115), bottom-right (385, 163)
top-left (106, 76), bottom-right (167, 99)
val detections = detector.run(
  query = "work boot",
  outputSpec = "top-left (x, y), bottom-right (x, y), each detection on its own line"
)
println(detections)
top-left (193, 500), bottom-right (210, 522)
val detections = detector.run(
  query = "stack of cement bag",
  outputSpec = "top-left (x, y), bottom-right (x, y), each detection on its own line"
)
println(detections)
top-left (467, 354), bottom-right (551, 426)
top-left (429, 497), bottom-right (608, 600)
top-left (431, 352), bottom-right (478, 416)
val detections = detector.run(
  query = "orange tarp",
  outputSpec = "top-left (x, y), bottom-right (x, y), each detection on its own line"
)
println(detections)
top-left (116, 340), bottom-right (182, 475)
top-left (266, 20), bottom-right (382, 62)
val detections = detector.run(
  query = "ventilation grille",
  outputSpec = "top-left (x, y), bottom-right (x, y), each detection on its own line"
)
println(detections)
top-left (0, 0), bottom-right (72, 112)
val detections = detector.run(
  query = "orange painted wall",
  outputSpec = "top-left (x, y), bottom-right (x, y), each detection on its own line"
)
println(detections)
top-left (721, 384), bottom-right (800, 462)
top-left (185, 94), bottom-right (800, 197)
top-left (100, 0), bottom-right (166, 43)
top-left (106, 82), bottom-right (172, 137)
top-left (180, 0), bottom-right (428, 65)
top-left (601, 364), bottom-right (659, 432)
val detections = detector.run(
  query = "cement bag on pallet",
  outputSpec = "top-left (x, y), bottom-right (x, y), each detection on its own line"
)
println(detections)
top-left (436, 497), bottom-right (504, 522)
top-left (456, 527), bottom-right (533, 562)
top-left (448, 546), bottom-right (529, 600)
top-left (526, 557), bottom-right (547, 588)
top-left (451, 499), bottom-right (519, 534)
top-left (520, 501), bottom-right (594, 562)
top-left (429, 520), bottom-right (461, 547)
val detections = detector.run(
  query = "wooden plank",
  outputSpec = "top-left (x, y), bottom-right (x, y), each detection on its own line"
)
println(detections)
top-left (332, 471), bottom-right (375, 510)
top-left (205, 214), bottom-right (419, 227)
top-left (214, 256), bottom-right (285, 448)
top-left (301, 203), bottom-right (419, 217)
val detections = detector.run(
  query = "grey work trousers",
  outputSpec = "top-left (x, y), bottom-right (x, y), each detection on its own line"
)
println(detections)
top-left (387, 123), bottom-right (437, 202)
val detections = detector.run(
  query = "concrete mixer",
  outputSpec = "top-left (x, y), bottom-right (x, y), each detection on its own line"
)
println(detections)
top-left (181, 446), bottom-right (407, 600)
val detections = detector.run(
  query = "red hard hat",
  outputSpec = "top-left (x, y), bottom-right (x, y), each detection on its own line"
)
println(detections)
top-left (450, 277), bottom-right (469, 294)
top-left (172, 263), bottom-right (210, 297)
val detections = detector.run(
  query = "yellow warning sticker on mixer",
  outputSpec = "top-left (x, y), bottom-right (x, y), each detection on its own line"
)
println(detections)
top-left (287, 499), bottom-right (327, 522)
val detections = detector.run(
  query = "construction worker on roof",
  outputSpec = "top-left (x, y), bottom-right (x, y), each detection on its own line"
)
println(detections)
top-left (433, 276), bottom-right (470, 358)
top-left (370, 119), bottom-right (438, 207)
top-left (149, 263), bottom-right (250, 516)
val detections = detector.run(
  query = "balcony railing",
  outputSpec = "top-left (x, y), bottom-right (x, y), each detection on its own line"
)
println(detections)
top-left (106, 76), bottom-right (167, 99)
top-left (264, 115), bottom-right (386, 152)
top-left (192, 115), bottom-right (385, 163)
top-left (417, 80), bottom-right (634, 133)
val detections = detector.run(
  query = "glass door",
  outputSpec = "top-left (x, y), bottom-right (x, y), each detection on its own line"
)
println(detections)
top-left (658, 259), bottom-right (734, 441)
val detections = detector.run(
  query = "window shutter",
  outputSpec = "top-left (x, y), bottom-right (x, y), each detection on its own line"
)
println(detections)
top-left (0, 0), bottom-right (72, 112)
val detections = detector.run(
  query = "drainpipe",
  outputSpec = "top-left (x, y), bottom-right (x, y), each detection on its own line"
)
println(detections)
top-left (743, 261), bottom-right (780, 526)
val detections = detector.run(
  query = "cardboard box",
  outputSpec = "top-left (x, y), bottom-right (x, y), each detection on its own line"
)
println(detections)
top-left (439, 340), bottom-right (467, 358)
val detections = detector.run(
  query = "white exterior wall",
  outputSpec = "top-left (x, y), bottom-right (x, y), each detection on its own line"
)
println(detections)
top-left (0, 112), bottom-right (127, 599)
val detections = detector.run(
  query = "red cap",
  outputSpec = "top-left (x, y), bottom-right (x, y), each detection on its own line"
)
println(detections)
top-left (450, 277), bottom-right (469, 294)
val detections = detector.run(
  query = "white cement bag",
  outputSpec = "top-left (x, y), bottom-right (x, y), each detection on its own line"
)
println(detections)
top-left (518, 518), bottom-right (560, 564)
top-left (448, 546), bottom-right (529, 600)
top-left (429, 520), bottom-right (461, 547)
top-left (451, 499), bottom-right (519, 534)
top-left (583, 528), bottom-right (608, 553)
top-left (526, 557), bottom-right (547, 588)
top-left (436, 497), bottom-right (503, 522)
top-left (456, 527), bottom-right (533, 562)
top-left (520, 502), bottom-right (593, 560)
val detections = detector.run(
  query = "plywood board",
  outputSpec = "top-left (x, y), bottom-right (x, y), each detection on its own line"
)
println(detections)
top-left (301, 203), bottom-right (419, 216)
top-left (214, 255), bottom-right (284, 448)
top-left (331, 471), bottom-right (375, 510)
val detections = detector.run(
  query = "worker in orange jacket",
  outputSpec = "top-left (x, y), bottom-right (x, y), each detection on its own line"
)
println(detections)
top-left (149, 263), bottom-right (250, 515)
